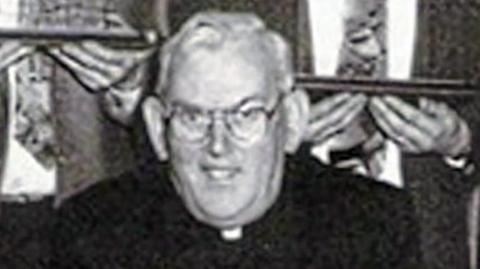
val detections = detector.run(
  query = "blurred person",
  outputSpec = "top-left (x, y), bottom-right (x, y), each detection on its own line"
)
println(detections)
top-left (0, 42), bottom-right (52, 268)
top-left (301, 1), bottom-right (479, 268)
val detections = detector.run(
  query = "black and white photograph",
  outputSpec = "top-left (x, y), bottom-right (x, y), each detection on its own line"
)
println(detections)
top-left (0, 0), bottom-right (479, 268)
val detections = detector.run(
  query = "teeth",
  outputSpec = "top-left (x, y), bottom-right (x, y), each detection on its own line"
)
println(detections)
top-left (209, 169), bottom-right (233, 179)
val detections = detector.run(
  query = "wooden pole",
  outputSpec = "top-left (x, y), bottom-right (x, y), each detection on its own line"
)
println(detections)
top-left (0, 27), bottom-right (158, 45)
top-left (296, 74), bottom-right (479, 98)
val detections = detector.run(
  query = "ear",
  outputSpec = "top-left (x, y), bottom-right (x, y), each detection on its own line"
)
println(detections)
top-left (283, 89), bottom-right (310, 154)
top-left (142, 96), bottom-right (169, 161)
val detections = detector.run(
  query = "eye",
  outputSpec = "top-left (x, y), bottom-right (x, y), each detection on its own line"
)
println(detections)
top-left (349, 32), bottom-right (371, 44)
top-left (176, 108), bottom-right (208, 126)
top-left (236, 107), bottom-right (264, 122)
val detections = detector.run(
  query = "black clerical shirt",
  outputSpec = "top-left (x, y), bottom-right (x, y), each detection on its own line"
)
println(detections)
top-left (52, 148), bottom-right (420, 268)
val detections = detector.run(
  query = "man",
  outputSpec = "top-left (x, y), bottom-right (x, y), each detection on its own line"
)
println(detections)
top-left (52, 12), bottom-right (419, 268)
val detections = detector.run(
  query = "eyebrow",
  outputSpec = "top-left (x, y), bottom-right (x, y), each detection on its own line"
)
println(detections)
top-left (344, 8), bottom-right (384, 36)
top-left (169, 95), bottom-right (268, 112)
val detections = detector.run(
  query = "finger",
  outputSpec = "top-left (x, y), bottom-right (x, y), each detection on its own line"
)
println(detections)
top-left (56, 45), bottom-right (120, 80)
top-left (61, 44), bottom-right (151, 88)
top-left (112, 62), bottom-right (147, 91)
top-left (430, 101), bottom-right (459, 136)
top-left (312, 100), bottom-right (365, 142)
top-left (50, 48), bottom-right (111, 85)
top-left (308, 106), bottom-right (360, 142)
top-left (308, 95), bottom-right (366, 142)
top-left (392, 133), bottom-right (422, 153)
top-left (0, 42), bottom-right (32, 58)
top-left (0, 43), bottom-right (35, 71)
top-left (309, 93), bottom-right (352, 120)
top-left (109, 87), bottom-right (143, 110)
top-left (77, 42), bottom-right (128, 67)
top-left (103, 12), bottom-right (135, 30)
top-left (419, 98), bottom-right (459, 139)
top-left (102, 88), bottom-right (142, 125)
top-left (419, 97), bottom-right (436, 116)
top-left (369, 103), bottom-right (421, 153)
top-left (382, 96), bottom-right (439, 137)
top-left (49, 49), bottom-right (111, 90)
top-left (421, 98), bottom-right (456, 119)
top-left (370, 97), bottom-right (430, 149)
top-left (309, 94), bottom-right (366, 130)
top-left (82, 41), bottom-right (155, 63)
top-left (419, 97), bottom-right (451, 117)
top-left (447, 120), bottom-right (471, 156)
top-left (423, 100), bottom-right (467, 154)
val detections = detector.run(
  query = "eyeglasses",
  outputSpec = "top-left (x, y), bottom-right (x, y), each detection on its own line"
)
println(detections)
top-left (161, 95), bottom-right (284, 145)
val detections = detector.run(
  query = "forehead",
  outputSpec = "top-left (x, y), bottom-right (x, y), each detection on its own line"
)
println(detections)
top-left (344, 0), bottom-right (383, 29)
top-left (165, 43), bottom-right (276, 108)
top-left (345, 0), bottom-right (380, 18)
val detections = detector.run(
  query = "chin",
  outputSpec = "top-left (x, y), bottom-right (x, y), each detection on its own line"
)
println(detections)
top-left (199, 210), bottom-right (263, 230)
top-left (194, 204), bottom-right (254, 228)
top-left (186, 198), bottom-right (265, 229)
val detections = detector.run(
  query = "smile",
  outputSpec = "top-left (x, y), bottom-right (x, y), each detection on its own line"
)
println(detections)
top-left (202, 166), bottom-right (240, 184)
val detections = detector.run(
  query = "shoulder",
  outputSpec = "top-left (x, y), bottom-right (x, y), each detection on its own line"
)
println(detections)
top-left (0, 199), bottom-right (53, 268)
top-left (287, 148), bottom-right (413, 206)
top-left (54, 164), bottom-right (171, 235)
top-left (286, 152), bottom-right (421, 267)
top-left (58, 163), bottom-right (170, 214)
top-left (53, 165), bottom-right (172, 267)
top-left (286, 151), bottom-right (416, 225)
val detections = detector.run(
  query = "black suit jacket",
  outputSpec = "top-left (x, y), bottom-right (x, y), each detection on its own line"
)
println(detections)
top-left (0, 199), bottom-right (52, 268)
top-left (52, 147), bottom-right (420, 268)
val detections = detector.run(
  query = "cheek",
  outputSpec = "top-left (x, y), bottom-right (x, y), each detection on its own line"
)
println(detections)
top-left (242, 141), bottom-right (274, 174)
top-left (240, 124), bottom-right (284, 181)
top-left (167, 137), bottom-right (204, 188)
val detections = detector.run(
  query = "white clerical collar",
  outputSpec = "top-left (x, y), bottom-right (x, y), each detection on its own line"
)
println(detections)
top-left (221, 227), bottom-right (243, 241)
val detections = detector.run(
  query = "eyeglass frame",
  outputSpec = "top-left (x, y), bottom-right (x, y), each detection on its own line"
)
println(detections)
top-left (156, 93), bottom-right (285, 145)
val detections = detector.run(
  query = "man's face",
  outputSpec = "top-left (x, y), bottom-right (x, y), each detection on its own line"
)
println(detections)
top-left (339, 0), bottom-right (386, 76)
top-left (331, 0), bottom-right (386, 151)
top-left (163, 44), bottom-right (286, 229)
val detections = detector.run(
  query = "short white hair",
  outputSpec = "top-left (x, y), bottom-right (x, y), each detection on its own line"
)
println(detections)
top-left (156, 11), bottom-right (294, 96)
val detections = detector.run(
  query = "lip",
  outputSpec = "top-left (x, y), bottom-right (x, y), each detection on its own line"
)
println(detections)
top-left (201, 165), bottom-right (240, 184)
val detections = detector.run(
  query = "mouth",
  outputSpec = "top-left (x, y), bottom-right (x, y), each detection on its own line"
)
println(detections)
top-left (201, 165), bottom-right (240, 185)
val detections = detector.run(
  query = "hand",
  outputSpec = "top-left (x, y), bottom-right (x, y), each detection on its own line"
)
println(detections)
top-left (47, 41), bottom-right (154, 126)
top-left (45, 11), bottom-right (154, 92)
top-left (369, 95), bottom-right (471, 157)
top-left (47, 41), bottom-right (154, 92)
top-left (307, 93), bottom-right (367, 144)
top-left (99, 65), bottom-right (146, 126)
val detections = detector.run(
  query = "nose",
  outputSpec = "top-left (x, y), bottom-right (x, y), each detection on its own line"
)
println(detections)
top-left (364, 37), bottom-right (382, 58)
top-left (207, 116), bottom-right (229, 157)
top-left (352, 32), bottom-right (383, 60)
